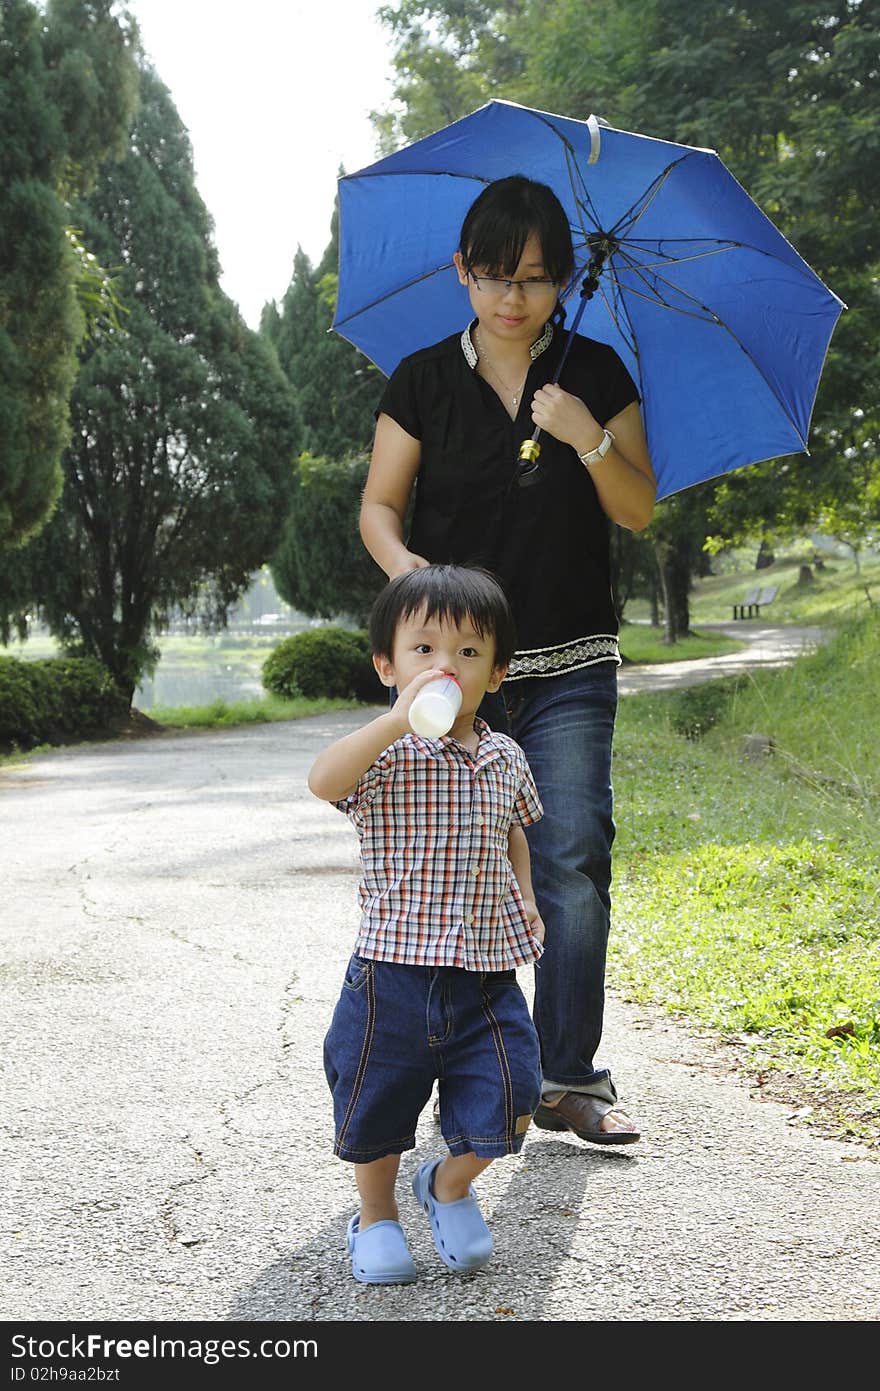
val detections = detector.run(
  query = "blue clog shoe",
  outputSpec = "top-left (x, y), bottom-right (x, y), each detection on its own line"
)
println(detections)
top-left (411, 1159), bottom-right (493, 1273)
top-left (346, 1214), bottom-right (417, 1285)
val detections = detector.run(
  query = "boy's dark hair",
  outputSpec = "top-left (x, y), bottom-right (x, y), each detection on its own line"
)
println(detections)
top-left (459, 175), bottom-right (575, 289)
top-left (369, 565), bottom-right (516, 668)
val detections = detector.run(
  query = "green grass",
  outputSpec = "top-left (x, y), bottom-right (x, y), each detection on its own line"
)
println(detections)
top-left (711, 613), bottom-right (878, 807)
top-left (148, 694), bottom-right (363, 728)
top-left (623, 549), bottom-right (880, 629)
top-left (610, 610), bottom-right (880, 1139)
top-left (619, 624), bottom-right (745, 664)
top-left (690, 549), bottom-right (880, 625)
top-left (0, 743), bottom-right (53, 770)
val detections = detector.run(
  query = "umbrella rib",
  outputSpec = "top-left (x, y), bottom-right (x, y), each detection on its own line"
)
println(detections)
top-left (607, 278), bottom-right (722, 324)
top-left (333, 262), bottom-right (455, 329)
top-left (596, 272), bottom-right (639, 361)
top-left (517, 105), bottom-right (607, 243)
top-left (621, 235), bottom-right (833, 290)
top-left (591, 268), bottom-right (647, 452)
top-left (522, 108), bottom-right (600, 211)
top-left (340, 169), bottom-right (489, 184)
top-left (614, 247), bottom-right (808, 446)
top-left (563, 146), bottom-right (602, 241)
top-left (625, 236), bottom-right (739, 247)
top-left (614, 247), bottom-right (719, 323)
top-left (568, 177), bottom-right (600, 249)
top-left (609, 153), bottom-right (699, 239)
top-left (618, 244), bottom-right (739, 271)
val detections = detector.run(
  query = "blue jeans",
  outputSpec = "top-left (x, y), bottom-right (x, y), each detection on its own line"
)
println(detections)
top-left (478, 663), bottom-right (618, 1093)
top-left (324, 957), bottom-right (542, 1162)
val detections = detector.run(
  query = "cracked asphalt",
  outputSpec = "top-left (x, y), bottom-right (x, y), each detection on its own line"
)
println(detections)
top-left (2, 624), bottom-right (878, 1323)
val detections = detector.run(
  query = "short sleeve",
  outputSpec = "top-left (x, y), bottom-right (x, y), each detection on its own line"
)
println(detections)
top-left (512, 750), bottom-right (543, 829)
top-left (599, 345), bottom-right (640, 425)
top-left (375, 356), bottom-right (422, 440)
top-left (330, 745), bottom-right (397, 818)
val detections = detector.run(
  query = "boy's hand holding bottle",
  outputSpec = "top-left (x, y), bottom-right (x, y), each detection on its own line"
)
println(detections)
top-left (309, 669), bottom-right (456, 802)
top-left (389, 668), bottom-right (455, 736)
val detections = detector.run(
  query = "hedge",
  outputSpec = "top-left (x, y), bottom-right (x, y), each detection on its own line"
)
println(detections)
top-left (261, 627), bottom-right (384, 702)
top-left (0, 655), bottom-right (128, 750)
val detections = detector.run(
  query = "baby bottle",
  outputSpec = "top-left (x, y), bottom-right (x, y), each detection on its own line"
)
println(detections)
top-left (408, 675), bottom-right (462, 738)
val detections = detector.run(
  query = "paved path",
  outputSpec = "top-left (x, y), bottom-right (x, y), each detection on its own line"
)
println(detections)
top-left (618, 622), bottom-right (825, 694)
top-left (3, 674), bottom-right (878, 1322)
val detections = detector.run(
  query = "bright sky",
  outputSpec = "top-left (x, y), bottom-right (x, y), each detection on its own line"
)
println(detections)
top-left (129, 1), bottom-right (395, 326)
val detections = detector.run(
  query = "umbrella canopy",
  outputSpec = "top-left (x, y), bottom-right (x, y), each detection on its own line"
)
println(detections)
top-left (333, 100), bottom-right (844, 500)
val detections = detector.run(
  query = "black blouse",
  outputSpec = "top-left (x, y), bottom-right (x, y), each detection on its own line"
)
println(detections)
top-left (376, 324), bottom-right (640, 680)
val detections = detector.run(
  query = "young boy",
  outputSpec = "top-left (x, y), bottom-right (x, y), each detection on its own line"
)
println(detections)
top-left (308, 565), bottom-right (545, 1284)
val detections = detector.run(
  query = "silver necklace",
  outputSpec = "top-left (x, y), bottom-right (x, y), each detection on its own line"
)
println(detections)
top-left (475, 329), bottom-right (529, 407)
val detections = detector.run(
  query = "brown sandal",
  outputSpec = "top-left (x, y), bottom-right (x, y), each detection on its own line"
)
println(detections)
top-left (534, 1091), bottom-right (641, 1144)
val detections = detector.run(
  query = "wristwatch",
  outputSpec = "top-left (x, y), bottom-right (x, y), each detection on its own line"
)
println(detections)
top-left (577, 428), bottom-right (615, 466)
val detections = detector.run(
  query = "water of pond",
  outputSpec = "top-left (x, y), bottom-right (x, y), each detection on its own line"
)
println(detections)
top-left (134, 630), bottom-right (306, 710)
top-left (3, 622), bottom-right (339, 711)
top-left (135, 662), bottom-right (265, 710)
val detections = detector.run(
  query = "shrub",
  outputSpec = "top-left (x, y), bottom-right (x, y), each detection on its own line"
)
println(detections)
top-left (670, 674), bottom-right (748, 740)
top-left (0, 659), bottom-right (41, 746)
top-left (0, 655), bottom-right (128, 750)
top-left (344, 630), bottom-right (388, 702)
top-left (261, 627), bottom-right (384, 702)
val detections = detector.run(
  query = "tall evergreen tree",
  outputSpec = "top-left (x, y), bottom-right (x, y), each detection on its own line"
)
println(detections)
top-left (271, 453), bottom-right (385, 627)
top-left (0, 64), bottom-right (301, 701)
top-left (0, 0), bottom-right (138, 549)
top-left (261, 203), bottom-right (382, 459)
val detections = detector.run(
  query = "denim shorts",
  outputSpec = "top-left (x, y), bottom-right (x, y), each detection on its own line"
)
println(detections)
top-left (323, 955), bottom-right (542, 1163)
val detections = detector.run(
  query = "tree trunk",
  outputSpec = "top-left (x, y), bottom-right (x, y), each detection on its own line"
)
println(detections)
top-left (654, 545), bottom-right (670, 639)
top-left (658, 545), bottom-right (691, 643)
top-left (756, 539), bottom-right (775, 569)
top-left (609, 526), bottom-right (640, 619)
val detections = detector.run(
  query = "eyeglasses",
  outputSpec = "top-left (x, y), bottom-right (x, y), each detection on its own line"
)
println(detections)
top-left (468, 271), bottom-right (557, 298)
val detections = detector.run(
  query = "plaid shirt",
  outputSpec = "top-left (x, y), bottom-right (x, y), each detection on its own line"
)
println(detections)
top-left (333, 719), bottom-right (544, 971)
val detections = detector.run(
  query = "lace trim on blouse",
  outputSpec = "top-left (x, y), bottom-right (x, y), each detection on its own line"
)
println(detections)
top-left (506, 634), bottom-right (620, 681)
top-left (460, 319), bottom-right (554, 369)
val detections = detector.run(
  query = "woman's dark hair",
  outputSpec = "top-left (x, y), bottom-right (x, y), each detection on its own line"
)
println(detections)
top-left (369, 565), bottom-right (517, 668)
top-left (459, 175), bottom-right (574, 287)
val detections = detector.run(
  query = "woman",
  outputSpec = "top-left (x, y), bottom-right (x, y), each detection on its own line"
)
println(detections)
top-left (359, 175), bottom-right (655, 1143)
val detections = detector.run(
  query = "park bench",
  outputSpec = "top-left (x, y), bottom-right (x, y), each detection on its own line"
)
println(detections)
top-left (755, 584), bottom-right (778, 614)
top-left (732, 584), bottom-right (779, 619)
top-left (732, 586), bottom-right (760, 619)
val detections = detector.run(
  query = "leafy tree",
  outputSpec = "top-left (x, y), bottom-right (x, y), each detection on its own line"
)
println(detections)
top-left (647, 495), bottom-right (715, 643)
top-left (41, 0), bottom-right (138, 190)
top-left (271, 453), bottom-right (386, 627)
top-left (261, 203), bottom-right (383, 459)
top-left (371, 0), bottom-right (525, 153)
top-left (0, 0), bottom-right (138, 549)
top-left (611, 525), bottom-right (659, 623)
top-left (0, 65), bottom-right (301, 701)
top-left (520, 0), bottom-right (879, 583)
top-left (374, 0), bottom-right (879, 637)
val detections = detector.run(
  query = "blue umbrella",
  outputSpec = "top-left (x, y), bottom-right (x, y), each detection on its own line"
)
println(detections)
top-left (332, 100), bottom-right (844, 500)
